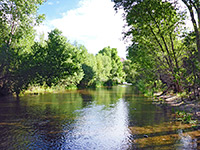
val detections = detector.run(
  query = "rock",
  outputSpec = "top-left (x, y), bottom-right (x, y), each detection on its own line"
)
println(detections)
top-left (165, 96), bottom-right (178, 102)
top-left (144, 134), bottom-right (148, 138)
top-left (154, 92), bottom-right (162, 96)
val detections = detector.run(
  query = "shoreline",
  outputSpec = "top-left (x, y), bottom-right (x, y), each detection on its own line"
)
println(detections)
top-left (153, 93), bottom-right (200, 124)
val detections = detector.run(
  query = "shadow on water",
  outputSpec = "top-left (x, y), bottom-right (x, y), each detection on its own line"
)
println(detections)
top-left (78, 90), bottom-right (94, 108)
top-left (0, 85), bottom-right (199, 149)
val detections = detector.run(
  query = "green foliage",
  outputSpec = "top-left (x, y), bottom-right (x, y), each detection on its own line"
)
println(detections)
top-left (0, 0), bottom-right (45, 96)
top-left (181, 32), bottom-right (200, 96)
top-left (99, 46), bottom-right (125, 85)
top-left (58, 72), bottom-right (84, 89)
top-left (0, 0), bottom-right (129, 97)
top-left (78, 52), bottom-right (97, 88)
top-left (175, 111), bottom-right (197, 124)
top-left (0, 26), bottom-right (84, 96)
top-left (78, 46), bottom-right (125, 88)
top-left (113, 0), bottom-right (188, 94)
top-left (29, 29), bottom-right (83, 88)
top-left (78, 64), bottom-right (96, 88)
top-left (123, 60), bottom-right (137, 83)
top-left (127, 43), bottom-right (157, 84)
top-left (96, 53), bottom-right (112, 83)
top-left (0, 0), bottom-right (45, 47)
top-left (181, 0), bottom-right (200, 62)
top-left (41, 29), bottom-right (82, 85)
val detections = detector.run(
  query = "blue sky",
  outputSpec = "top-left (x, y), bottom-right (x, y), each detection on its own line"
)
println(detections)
top-left (38, 0), bottom-right (80, 20)
top-left (36, 0), bottom-right (128, 58)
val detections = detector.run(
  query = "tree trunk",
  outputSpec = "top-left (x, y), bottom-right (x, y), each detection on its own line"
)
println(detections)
top-left (196, 30), bottom-right (200, 62)
top-left (181, 0), bottom-right (200, 62)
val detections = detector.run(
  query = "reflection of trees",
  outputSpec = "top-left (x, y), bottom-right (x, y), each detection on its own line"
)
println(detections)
top-left (124, 86), bottom-right (171, 127)
top-left (79, 90), bottom-right (94, 107)
top-left (93, 86), bottom-right (126, 107)
top-left (0, 86), bottom-right (127, 149)
top-left (0, 92), bottom-right (83, 149)
top-left (78, 86), bottom-right (126, 107)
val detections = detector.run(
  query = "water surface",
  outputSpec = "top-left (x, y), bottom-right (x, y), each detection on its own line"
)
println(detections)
top-left (0, 86), bottom-right (199, 149)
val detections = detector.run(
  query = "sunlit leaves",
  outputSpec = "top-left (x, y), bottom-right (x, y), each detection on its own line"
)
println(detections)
top-left (0, 0), bottom-right (45, 47)
top-left (114, 0), bottom-right (186, 93)
top-left (99, 46), bottom-right (125, 85)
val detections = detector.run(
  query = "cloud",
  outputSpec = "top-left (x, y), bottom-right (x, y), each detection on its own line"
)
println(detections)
top-left (50, 0), bottom-right (128, 58)
top-left (34, 21), bottom-right (52, 41)
top-left (48, 2), bottom-right (53, 5)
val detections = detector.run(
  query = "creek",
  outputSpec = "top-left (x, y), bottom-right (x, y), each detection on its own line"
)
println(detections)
top-left (0, 86), bottom-right (199, 149)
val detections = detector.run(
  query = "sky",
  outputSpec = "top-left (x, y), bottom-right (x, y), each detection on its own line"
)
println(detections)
top-left (36, 0), bottom-right (128, 58)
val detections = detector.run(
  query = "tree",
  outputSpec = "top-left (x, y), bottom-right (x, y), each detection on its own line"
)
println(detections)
top-left (113, 0), bottom-right (185, 92)
top-left (181, 0), bottom-right (200, 62)
top-left (99, 46), bottom-right (125, 85)
top-left (78, 64), bottom-right (96, 88)
top-left (0, 0), bottom-right (45, 47)
top-left (0, 0), bottom-right (45, 96)
top-left (56, 43), bottom-right (84, 89)
top-left (123, 59), bottom-right (138, 83)
top-left (30, 29), bottom-right (83, 87)
top-left (95, 53), bottom-right (112, 83)
top-left (181, 32), bottom-right (200, 98)
top-left (78, 53), bottom-right (97, 88)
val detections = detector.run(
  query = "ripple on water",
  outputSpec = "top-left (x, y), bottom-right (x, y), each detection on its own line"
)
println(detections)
top-left (0, 86), bottom-right (199, 150)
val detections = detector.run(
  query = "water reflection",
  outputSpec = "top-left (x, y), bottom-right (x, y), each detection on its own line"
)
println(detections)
top-left (65, 99), bottom-right (131, 149)
top-left (0, 86), bottom-right (199, 149)
top-left (124, 86), bottom-right (171, 127)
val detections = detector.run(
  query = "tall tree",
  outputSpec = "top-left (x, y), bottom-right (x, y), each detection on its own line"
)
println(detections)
top-left (0, 0), bottom-right (45, 96)
top-left (181, 0), bottom-right (200, 62)
top-left (41, 29), bottom-right (82, 86)
top-left (29, 29), bottom-right (83, 87)
top-left (113, 0), bottom-right (185, 92)
top-left (0, 0), bottom-right (45, 47)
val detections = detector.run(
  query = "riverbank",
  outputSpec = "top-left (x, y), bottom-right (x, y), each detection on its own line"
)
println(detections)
top-left (153, 93), bottom-right (200, 124)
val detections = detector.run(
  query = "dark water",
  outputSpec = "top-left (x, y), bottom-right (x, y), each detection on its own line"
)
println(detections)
top-left (0, 86), bottom-right (199, 150)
